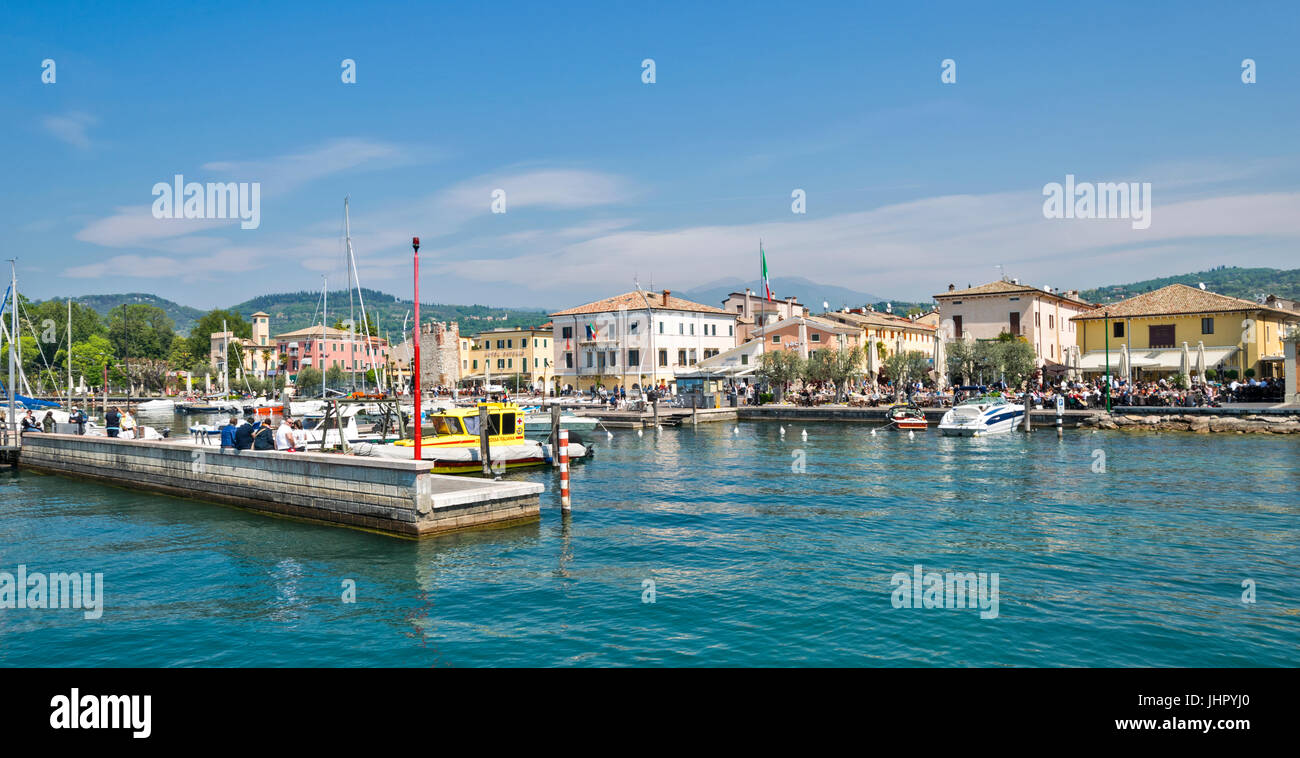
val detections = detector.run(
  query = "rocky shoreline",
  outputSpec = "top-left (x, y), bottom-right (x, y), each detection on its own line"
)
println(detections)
top-left (1080, 413), bottom-right (1300, 434)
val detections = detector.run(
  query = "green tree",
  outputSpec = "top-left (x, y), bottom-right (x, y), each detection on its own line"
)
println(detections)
top-left (187, 309), bottom-right (251, 363)
top-left (883, 350), bottom-right (931, 399)
top-left (757, 350), bottom-right (804, 402)
top-left (945, 339), bottom-right (979, 386)
top-left (804, 345), bottom-right (865, 402)
top-left (325, 364), bottom-right (346, 391)
top-left (295, 366), bottom-right (323, 394)
top-left (108, 304), bottom-right (176, 361)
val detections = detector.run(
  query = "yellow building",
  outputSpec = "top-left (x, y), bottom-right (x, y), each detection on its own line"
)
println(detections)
top-left (820, 308), bottom-right (940, 379)
top-left (462, 326), bottom-right (555, 390)
top-left (1071, 284), bottom-right (1299, 380)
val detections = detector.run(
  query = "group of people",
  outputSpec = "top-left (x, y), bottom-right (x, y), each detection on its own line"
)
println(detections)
top-left (219, 416), bottom-right (308, 452)
top-left (11, 407), bottom-right (90, 435)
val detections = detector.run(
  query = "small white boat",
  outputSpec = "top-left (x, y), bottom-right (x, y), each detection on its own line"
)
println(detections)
top-left (137, 399), bottom-right (176, 411)
top-left (522, 411), bottom-right (599, 437)
top-left (356, 438), bottom-right (590, 471)
top-left (938, 395), bottom-right (1025, 437)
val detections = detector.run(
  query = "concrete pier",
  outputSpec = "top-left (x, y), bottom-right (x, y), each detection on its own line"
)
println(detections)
top-left (17, 433), bottom-right (543, 538)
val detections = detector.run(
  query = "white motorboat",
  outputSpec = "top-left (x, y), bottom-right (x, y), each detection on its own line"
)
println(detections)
top-left (137, 398), bottom-right (176, 411)
top-left (938, 395), bottom-right (1025, 437)
top-left (522, 411), bottom-right (599, 437)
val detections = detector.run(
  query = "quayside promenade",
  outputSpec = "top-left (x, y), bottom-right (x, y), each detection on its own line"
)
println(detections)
top-left (16, 433), bottom-right (543, 538)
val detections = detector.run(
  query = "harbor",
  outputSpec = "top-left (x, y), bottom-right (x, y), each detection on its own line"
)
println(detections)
top-left (3, 419), bottom-right (1296, 667)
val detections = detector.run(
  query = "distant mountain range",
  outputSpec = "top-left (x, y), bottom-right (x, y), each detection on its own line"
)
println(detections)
top-left (676, 276), bottom-right (929, 316)
top-left (678, 276), bottom-right (883, 311)
top-left (39, 266), bottom-right (1300, 337)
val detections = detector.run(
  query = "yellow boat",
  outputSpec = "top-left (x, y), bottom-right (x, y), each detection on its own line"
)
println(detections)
top-left (388, 402), bottom-right (589, 474)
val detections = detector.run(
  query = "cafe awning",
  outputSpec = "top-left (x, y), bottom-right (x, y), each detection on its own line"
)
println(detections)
top-left (1079, 346), bottom-right (1238, 371)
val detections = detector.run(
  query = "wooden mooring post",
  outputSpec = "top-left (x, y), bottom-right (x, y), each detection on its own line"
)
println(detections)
top-left (478, 405), bottom-right (492, 477)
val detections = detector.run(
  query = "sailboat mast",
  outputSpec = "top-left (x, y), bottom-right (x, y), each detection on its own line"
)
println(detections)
top-left (67, 298), bottom-right (72, 406)
top-left (345, 197), bottom-right (358, 392)
top-left (7, 260), bottom-right (15, 442)
top-left (321, 275), bottom-right (328, 399)
top-left (222, 318), bottom-right (229, 395)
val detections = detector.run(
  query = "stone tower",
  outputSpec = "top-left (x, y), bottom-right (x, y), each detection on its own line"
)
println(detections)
top-left (419, 321), bottom-right (461, 388)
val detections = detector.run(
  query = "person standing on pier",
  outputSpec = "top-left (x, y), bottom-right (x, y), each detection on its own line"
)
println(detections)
top-left (104, 407), bottom-right (121, 438)
top-left (42, 411), bottom-right (55, 433)
top-left (220, 417), bottom-right (239, 450)
top-left (70, 406), bottom-right (86, 435)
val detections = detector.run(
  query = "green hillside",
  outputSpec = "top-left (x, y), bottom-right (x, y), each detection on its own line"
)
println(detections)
top-left (38, 288), bottom-right (550, 339)
top-left (228, 289), bottom-right (551, 338)
top-left (69, 292), bottom-right (205, 335)
top-left (1081, 266), bottom-right (1300, 305)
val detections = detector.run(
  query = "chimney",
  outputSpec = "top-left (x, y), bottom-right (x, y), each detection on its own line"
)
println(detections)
top-left (662, 289), bottom-right (671, 302)
top-left (948, 283), bottom-right (955, 291)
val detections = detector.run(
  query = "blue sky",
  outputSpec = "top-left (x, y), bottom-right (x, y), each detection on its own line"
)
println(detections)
top-left (3, 0), bottom-right (1298, 310)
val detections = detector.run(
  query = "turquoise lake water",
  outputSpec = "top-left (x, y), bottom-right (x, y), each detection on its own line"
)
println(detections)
top-left (2, 421), bottom-right (1297, 667)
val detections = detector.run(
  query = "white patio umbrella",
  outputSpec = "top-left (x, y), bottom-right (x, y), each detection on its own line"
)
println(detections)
top-left (1119, 343), bottom-right (1130, 384)
top-left (1196, 341), bottom-right (1206, 384)
top-left (1181, 341), bottom-right (1191, 380)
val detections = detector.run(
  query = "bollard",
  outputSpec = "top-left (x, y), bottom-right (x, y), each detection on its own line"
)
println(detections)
top-left (559, 428), bottom-right (571, 511)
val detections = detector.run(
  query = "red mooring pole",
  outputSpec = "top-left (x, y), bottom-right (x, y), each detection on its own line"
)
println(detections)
top-left (412, 236), bottom-right (422, 461)
top-left (559, 428), bottom-right (570, 510)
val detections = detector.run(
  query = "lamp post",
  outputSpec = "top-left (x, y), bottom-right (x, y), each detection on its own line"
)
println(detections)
top-left (412, 237), bottom-right (422, 461)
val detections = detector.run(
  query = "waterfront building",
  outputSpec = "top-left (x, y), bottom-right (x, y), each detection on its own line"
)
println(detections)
top-left (820, 307), bottom-right (940, 381)
top-left (209, 311), bottom-right (277, 383)
top-left (550, 289), bottom-right (737, 393)
top-left (750, 314), bottom-right (862, 360)
top-left (462, 325), bottom-right (554, 391)
top-left (933, 279), bottom-right (1093, 369)
top-left (1071, 284), bottom-right (1300, 382)
top-left (721, 290), bottom-right (807, 342)
top-left (274, 325), bottom-right (390, 385)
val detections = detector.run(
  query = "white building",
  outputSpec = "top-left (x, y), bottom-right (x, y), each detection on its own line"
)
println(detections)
top-left (549, 289), bottom-right (738, 392)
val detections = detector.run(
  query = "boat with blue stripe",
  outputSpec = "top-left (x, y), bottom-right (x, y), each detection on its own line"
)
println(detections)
top-left (938, 395), bottom-right (1025, 436)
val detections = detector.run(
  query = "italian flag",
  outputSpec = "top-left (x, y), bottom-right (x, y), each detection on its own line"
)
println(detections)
top-left (760, 241), bottom-right (773, 301)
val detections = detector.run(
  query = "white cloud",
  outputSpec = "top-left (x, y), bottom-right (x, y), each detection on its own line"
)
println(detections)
top-left (42, 112), bottom-right (97, 150)
top-left (427, 189), bottom-right (1300, 301)
top-left (203, 138), bottom-right (422, 195)
top-left (75, 206), bottom-right (237, 248)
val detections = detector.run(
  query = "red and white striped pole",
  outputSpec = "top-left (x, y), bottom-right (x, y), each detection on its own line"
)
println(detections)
top-left (558, 428), bottom-right (570, 511)
top-left (412, 237), bottom-right (422, 462)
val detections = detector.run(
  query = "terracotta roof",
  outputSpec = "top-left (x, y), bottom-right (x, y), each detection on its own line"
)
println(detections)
top-left (752, 315), bottom-right (858, 337)
top-left (551, 290), bottom-right (731, 317)
top-left (821, 310), bottom-right (936, 332)
top-left (1073, 284), bottom-right (1300, 321)
top-left (934, 280), bottom-right (1092, 306)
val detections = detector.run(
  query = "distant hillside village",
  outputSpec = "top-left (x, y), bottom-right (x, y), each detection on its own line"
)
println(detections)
top-left (193, 277), bottom-right (1300, 402)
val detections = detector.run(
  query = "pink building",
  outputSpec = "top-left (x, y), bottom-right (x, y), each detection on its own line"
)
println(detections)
top-left (275, 326), bottom-right (390, 383)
